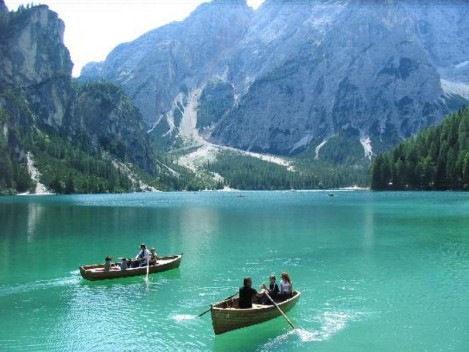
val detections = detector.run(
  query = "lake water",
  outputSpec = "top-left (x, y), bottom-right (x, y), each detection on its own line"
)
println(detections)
top-left (0, 191), bottom-right (468, 351)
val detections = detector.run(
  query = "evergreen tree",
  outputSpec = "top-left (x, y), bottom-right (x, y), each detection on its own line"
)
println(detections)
top-left (371, 107), bottom-right (469, 190)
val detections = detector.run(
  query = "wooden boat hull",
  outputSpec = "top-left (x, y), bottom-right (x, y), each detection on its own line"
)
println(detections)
top-left (79, 254), bottom-right (182, 281)
top-left (211, 291), bottom-right (300, 335)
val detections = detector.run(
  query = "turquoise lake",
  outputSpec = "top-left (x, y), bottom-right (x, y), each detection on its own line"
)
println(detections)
top-left (0, 191), bottom-right (468, 351)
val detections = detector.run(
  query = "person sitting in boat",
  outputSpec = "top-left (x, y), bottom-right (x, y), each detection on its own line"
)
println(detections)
top-left (278, 272), bottom-right (293, 301)
top-left (132, 243), bottom-right (150, 268)
top-left (104, 256), bottom-right (113, 272)
top-left (259, 274), bottom-right (280, 304)
top-left (239, 277), bottom-right (264, 309)
top-left (120, 257), bottom-right (128, 271)
top-left (149, 247), bottom-right (158, 266)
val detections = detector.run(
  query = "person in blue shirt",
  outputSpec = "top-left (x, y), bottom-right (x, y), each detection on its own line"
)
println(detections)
top-left (259, 274), bottom-right (280, 304)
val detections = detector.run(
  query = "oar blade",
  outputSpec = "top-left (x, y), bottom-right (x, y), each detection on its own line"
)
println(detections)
top-left (265, 292), bottom-right (296, 330)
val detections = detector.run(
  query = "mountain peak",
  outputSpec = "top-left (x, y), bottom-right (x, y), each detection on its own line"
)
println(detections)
top-left (80, 0), bottom-right (469, 161)
top-left (0, 0), bottom-right (8, 12)
top-left (190, 0), bottom-right (251, 17)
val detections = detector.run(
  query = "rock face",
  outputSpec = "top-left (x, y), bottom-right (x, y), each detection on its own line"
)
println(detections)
top-left (82, 0), bottom-right (469, 162)
top-left (0, 5), bottom-right (156, 177)
top-left (72, 82), bottom-right (156, 174)
top-left (81, 0), bottom-right (253, 127)
top-left (401, 0), bottom-right (469, 83)
top-left (0, 0), bottom-right (8, 13)
top-left (0, 5), bottom-right (73, 130)
top-left (211, 0), bottom-right (452, 157)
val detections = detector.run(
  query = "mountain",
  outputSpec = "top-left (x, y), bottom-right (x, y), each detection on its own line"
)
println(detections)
top-left (0, 0), bottom-right (8, 13)
top-left (401, 0), bottom-right (469, 84)
top-left (0, 4), bottom-right (158, 194)
top-left (81, 0), bottom-right (469, 165)
top-left (0, 3), bottom-right (73, 131)
top-left (81, 0), bottom-right (253, 130)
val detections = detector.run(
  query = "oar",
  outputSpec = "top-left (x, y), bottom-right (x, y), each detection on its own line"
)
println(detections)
top-left (145, 256), bottom-right (149, 281)
top-left (198, 292), bottom-right (238, 317)
top-left (264, 291), bottom-right (296, 330)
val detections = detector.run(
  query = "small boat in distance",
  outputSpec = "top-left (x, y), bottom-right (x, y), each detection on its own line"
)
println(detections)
top-left (79, 254), bottom-right (182, 281)
top-left (210, 291), bottom-right (300, 335)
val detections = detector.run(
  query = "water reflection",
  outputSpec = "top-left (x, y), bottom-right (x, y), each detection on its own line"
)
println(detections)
top-left (362, 202), bottom-right (375, 250)
top-left (27, 203), bottom-right (44, 243)
top-left (179, 207), bottom-right (220, 265)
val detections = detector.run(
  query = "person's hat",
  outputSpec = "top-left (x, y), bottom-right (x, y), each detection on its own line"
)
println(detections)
top-left (105, 256), bottom-right (112, 261)
top-left (140, 243), bottom-right (146, 247)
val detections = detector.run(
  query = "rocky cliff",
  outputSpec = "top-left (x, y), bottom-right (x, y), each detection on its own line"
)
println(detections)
top-left (402, 0), bottom-right (469, 83)
top-left (0, 4), bottom-right (72, 130)
top-left (0, 4), bottom-right (156, 193)
top-left (0, 0), bottom-right (8, 13)
top-left (82, 0), bottom-right (469, 163)
top-left (72, 82), bottom-right (156, 174)
top-left (81, 0), bottom-right (253, 128)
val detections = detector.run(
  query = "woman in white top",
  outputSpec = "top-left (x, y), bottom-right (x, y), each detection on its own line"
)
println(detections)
top-left (279, 272), bottom-right (293, 301)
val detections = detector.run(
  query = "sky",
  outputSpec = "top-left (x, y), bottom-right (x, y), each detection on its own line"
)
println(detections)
top-left (5, 0), bottom-right (265, 76)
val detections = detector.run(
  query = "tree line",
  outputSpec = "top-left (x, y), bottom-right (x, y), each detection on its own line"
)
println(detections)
top-left (207, 150), bottom-right (369, 190)
top-left (371, 107), bottom-right (469, 190)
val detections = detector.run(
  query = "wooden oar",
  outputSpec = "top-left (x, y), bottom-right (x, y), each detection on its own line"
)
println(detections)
top-left (264, 291), bottom-right (296, 330)
top-left (145, 256), bottom-right (150, 280)
top-left (198, 292), bottom-right (238, 317)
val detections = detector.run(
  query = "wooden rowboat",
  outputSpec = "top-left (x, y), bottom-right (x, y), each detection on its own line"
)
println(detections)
top-left (79, 254), bottom-right (182, 281)
top-left (210, 291), bottom-right (300, 335)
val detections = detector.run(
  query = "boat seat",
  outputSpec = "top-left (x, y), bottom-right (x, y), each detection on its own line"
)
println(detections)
top-left (251, 304), bottom-right (266, 309)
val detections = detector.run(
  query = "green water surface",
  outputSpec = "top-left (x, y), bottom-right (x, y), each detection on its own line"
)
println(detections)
top-left (0, 191), bottom-right (468, 351)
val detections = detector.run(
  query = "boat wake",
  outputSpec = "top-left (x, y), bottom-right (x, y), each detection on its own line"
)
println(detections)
top-left (311, 310), bottom-right (363, 341)
top-left (261, 310), bottom-right (364, 349)
top-left (301, 310), bottom-right (367, 342)
top-left (295, 328), bottom-right (319, 342)
top-left (0, 274), bottom-right (81, 298)
top-left (171, 314), bottom-right (197, 322)
top-left (264, 328), bottom-right (320, 347)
